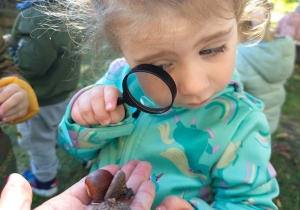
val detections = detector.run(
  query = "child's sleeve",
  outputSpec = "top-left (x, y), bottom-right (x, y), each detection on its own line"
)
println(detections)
top-left (0, 77), bottom-right (39, 124)
top-left (186, 111), bottom-right (279, 210)
top-left (58, 85), bottom-right (135, 161)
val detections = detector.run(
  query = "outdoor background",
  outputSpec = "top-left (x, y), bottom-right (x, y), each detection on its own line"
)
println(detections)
top-left (1, 0), bottom-right (300, 209)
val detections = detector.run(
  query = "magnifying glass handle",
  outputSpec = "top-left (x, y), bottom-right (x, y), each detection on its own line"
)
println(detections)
top-left (117, 96), bottom-right (140, 118)
top-left (117, 97), bottom-right (124, 106)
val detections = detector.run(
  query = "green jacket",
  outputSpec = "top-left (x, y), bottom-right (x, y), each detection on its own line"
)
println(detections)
top-left (10, 2), bottom-right (80, 106)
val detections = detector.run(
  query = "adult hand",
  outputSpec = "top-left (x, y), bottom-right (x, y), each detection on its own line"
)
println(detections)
top-left (0, 173), bottom-right (32, 210)
top-left (0, 160), bottom-right (155, 210)
top-left (0, 83), bottom-right (29, 122)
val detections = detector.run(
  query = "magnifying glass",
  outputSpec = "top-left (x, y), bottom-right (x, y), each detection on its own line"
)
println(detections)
top-left (117, 64), bottom-right (177, 115)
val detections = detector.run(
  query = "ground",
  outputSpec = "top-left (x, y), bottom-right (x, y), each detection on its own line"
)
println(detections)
top-left (270, 65), bottom-right (300, 209)
top-left (3, 125), bottom-right (90, 208)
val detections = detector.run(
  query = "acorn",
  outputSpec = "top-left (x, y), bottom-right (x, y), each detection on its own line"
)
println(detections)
top-left (85, 169), bottom-right (114, 202)
top-left (85, 169), bottom-right (134, 209)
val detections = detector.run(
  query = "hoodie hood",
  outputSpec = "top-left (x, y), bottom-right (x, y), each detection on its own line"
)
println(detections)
top-left (236, 36), bottom-right (295, 83)
top-left (215, 69), bottom-right (243, 98)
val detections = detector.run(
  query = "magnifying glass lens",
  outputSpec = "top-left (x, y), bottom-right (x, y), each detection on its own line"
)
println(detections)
top-left (127, 72), bottom-right (173, 109)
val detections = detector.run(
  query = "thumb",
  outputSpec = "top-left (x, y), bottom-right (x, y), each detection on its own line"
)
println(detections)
top-left (0, 173), bottom-right (32, 210)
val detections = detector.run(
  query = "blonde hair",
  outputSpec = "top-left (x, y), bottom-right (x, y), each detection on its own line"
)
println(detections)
top-left (263, 1), bottom-right (275, 42)
top-left (48, 0), bottom-right (268, 54)
top-left (238, 0), bottom-right (271, 43)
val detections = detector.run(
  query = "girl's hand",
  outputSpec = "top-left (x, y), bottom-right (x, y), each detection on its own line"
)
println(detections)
top-left (156, 196), bottom-right (194, 210)
top-left (71, 85), bottom-right (125, 126)
top-left (0, 83), bottom-right (29, 122)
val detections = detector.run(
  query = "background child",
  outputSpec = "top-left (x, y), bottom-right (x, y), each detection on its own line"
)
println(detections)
top-left (275, 4), bottom-right (300, 64)
top-left (58, 0), bottom-right (279, 209)
top-left (275, 5), bottom-right (300, 43)
top-left (9, 0), bottom-right (81, 197)
top-left (0, 29), bottom-right (39, 193)
top-left (235, 1), bottom-right (295, 134)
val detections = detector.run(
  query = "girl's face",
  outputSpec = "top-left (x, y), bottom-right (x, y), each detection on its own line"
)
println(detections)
top-left (121, 10), bottom-right (238, 109)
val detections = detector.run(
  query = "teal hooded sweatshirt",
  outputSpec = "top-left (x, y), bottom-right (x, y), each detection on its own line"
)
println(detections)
top-left (59, 58), bottom-right (279, 209)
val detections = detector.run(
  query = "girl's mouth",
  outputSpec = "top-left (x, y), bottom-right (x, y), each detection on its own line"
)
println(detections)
top-left (187, 98), bottom-right (210, 107)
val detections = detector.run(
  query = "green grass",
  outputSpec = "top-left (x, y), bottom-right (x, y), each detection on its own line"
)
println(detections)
top-left (270, 65), bottom-right (300, 209)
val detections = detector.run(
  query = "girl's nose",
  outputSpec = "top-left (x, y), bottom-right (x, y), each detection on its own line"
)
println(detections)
top-left (175, 62), bottom-right (209, 96)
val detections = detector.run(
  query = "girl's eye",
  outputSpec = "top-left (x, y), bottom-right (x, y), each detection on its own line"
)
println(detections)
top-left (199, 44), bottom-right (228, 56)
top-left (158, 63), bottom-right (172, 71)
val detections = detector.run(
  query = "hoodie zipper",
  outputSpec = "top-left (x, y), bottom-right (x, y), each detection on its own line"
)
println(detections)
top-left (120, 112), bottom-right (153, 165)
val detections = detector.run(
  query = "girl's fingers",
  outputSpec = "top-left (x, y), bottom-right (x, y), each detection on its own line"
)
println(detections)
top-left (103, 86), bottom-right (120, 111)
top-left (109, 104), bottom-right (125, 124)
top-left (78, 93), bottom-right (99, 125)
top-left (90, 87), bottom-right (111, 126)
top-left (71, 85), bottom-right (124, 126)
top-left (72, 91), bottom-right (102, 126)
top-left (71, 99), bottom-right (92, 126)
top-left (103, 86), bottom-right (125, 124)
top-left (0, 173), bottom-right (32, 210)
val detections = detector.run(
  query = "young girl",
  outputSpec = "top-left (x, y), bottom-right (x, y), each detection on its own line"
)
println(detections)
top-left (58, 0), bottom-right (279, 209)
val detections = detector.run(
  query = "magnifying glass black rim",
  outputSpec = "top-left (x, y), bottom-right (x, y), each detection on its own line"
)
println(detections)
top-left (122, 64), bottom-right (177, 114)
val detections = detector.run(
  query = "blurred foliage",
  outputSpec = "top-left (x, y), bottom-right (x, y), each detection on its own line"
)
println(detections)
top-left (270, 0), bottom-right (299, 13)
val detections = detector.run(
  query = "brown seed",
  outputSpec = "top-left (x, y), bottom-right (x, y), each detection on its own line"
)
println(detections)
top-left (104, 170), bottom-right (128, 200)
top-left (85, 169), bottom-right (114, 202)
